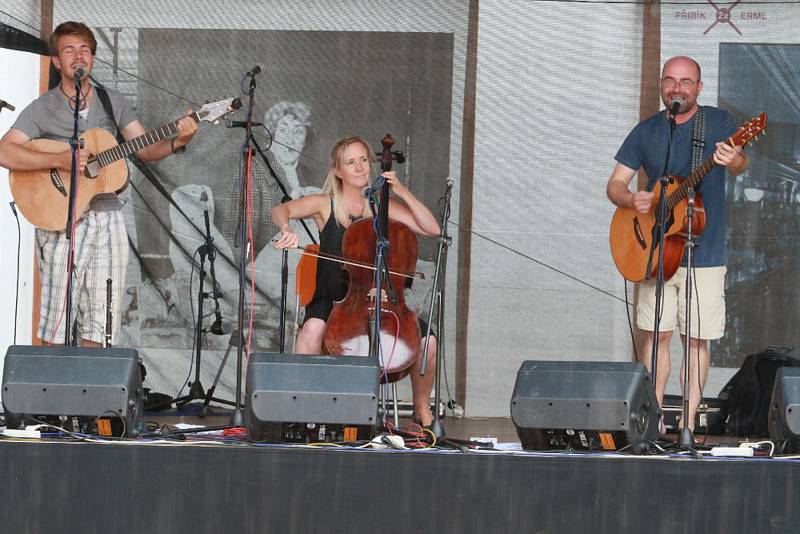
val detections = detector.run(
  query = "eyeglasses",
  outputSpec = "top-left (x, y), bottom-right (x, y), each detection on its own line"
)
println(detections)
top-left (661, 77), bottom-right (699, 90)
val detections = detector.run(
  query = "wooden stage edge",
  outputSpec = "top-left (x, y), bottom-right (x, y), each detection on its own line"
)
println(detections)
top-left (0, 414), bottom-right (799, 533)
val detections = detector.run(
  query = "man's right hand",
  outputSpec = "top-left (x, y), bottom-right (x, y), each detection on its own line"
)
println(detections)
top-left (59, 146), bottom-right (89, 175)
top-left (631, 191), bottom-right (654, 213)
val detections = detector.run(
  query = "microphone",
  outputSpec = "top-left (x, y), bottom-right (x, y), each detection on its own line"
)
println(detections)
top-left (669, 97), bottom-right (684, 116)
top-left (246, 65), bottom-right (262, 77)
top-left (362, 175), bottom-right (387, 198)
top-left (226, 120), bottom-right (263, 129)
top-left (445, 179), bottom-right (454, 192)
top-left (74, 66), bottom-right (85, 79)
top-left (0, 100), bottom-right (16, 112)
top-left (210, 311), bottom-right (225, 335)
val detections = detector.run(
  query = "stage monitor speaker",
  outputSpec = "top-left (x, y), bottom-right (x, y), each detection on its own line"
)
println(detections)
top-left (2, 345), bottom-right (144, 437)
top-left (510, 361), bottom-right (659, 452)
top-left (246, 352), bottom-right (379, 443)
top-left (768, 367), bottom-right (800, 453)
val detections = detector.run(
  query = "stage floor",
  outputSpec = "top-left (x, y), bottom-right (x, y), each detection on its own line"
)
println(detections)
top-left (1, 408), bottom-right (800, 533)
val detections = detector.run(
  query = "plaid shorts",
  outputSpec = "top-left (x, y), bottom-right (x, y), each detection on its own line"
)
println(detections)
top-left (36, 210), bottom-right (129, 345)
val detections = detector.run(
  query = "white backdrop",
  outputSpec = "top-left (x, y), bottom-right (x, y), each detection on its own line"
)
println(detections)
top-left (467, 0), bottom-right (644, 416)
top-left (0, 46), bottom-right (38, 394)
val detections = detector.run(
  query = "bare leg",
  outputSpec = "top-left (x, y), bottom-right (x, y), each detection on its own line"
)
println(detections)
top-left (294, 318), bottom-right (325, 354)
top-left (678, 336), bottom-right (710, 432)
top-left (410, 336), bottom-right (437, 426)
top-left (639, 330), bottom-right (673, 409)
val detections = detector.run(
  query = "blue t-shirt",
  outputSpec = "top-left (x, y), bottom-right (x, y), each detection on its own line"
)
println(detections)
top-left (614, 106), bottom-right (737, 267)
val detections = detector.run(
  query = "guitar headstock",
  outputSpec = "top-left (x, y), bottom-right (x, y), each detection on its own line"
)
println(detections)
top-left (731, 112), bottom-right (767, 147)
top-left (196, 97), bottom-right (243, 125)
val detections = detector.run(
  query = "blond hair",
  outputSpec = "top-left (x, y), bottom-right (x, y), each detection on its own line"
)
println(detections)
top-left (322, 136), bottom-right (375, 227)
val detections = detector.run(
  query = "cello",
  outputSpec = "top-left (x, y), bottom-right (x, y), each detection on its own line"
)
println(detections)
top-left (323, 134), bottom-right (421, 382)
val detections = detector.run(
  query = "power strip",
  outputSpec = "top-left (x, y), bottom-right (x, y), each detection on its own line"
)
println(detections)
top-left (709, 446), bottom-right (754, 457)
top-left (2, 428), bottom-right (42, 439)
top-left (739, 440), bottom-right (775, 456)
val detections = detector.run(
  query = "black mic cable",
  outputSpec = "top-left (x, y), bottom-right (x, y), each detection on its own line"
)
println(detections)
top-left (9, 201), bottom-right (20, 345)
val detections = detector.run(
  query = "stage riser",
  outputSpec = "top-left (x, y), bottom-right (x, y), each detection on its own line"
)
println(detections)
top-left (0, 441), bottom-right (797, 533)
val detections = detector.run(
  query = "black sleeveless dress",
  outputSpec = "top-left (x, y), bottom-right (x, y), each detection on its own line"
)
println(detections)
top-left (304, 198), bottom-right (351, 322)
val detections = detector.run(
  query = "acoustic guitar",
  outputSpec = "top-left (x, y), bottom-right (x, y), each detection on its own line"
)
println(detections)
top-left (609, 112), bottom-right (767, 282)
top-left (9, 97), bottom-right (240, 231)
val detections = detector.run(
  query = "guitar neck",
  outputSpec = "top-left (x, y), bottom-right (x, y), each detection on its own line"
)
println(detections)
top-left (94, 112), bottom-right (200, 167)
top-left (665, 137), bottom-right (733, 210)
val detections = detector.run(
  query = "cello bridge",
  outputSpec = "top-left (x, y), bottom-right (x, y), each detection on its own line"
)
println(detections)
top-left (366, 288), bottom-right (388, 304)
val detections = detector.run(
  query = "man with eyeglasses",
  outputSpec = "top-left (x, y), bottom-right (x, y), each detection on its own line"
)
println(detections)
top-left (606, 56), bottom-right (749, 435)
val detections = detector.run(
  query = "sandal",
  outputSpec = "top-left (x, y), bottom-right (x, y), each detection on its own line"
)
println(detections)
top-left (410, 415), bottom-right (433, 430)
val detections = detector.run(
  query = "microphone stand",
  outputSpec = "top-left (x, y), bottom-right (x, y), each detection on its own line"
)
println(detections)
top-left (228, 69), bottom-right (260, 427)
top-left (63, 73), bottom-right (84, 347)
top-left (366, 181), bottom-right (393, 427)
top-left (176, 210), bottom-right (236, 410)
top-left (279, 248), bottom-right (288, 352)
top-left (200, 329), bottom-right (245, 417)
top-left (249, 137), bottom-right (317, 350)
top-left (679, 188), bottom-right (698, 450)
top-left (644, 107), bottom-right (678, 433)
top-left (105, 279), bottom-right (113, 347)
top-left (420, 181), bottom-right (453, 439)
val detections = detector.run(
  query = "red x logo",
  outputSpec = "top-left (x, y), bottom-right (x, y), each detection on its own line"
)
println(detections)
top-left (704, 0), bottom-right (743, 35)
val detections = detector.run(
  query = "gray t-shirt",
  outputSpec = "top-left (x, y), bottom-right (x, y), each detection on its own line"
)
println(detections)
top-left (12, 85), bottom-right (139, 211)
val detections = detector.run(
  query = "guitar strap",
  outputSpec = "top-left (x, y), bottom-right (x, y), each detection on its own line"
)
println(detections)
top-left (94, 85), bottom-right (125, 144)
top-left (690, 105), bottom-right (706, 178)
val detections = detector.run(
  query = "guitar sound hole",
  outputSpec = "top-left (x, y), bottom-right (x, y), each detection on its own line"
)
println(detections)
top-left (50, 169), bottom-right (68, 197)
top-left (632, 217), bottom-right (646, 249)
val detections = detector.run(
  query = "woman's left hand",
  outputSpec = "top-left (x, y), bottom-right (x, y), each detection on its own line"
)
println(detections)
top-left (382, 171), bottom-right (409, 199)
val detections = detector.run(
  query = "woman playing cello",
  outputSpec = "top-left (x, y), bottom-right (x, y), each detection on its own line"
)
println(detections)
top-left (271, 135), bottom-right (440, 426)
